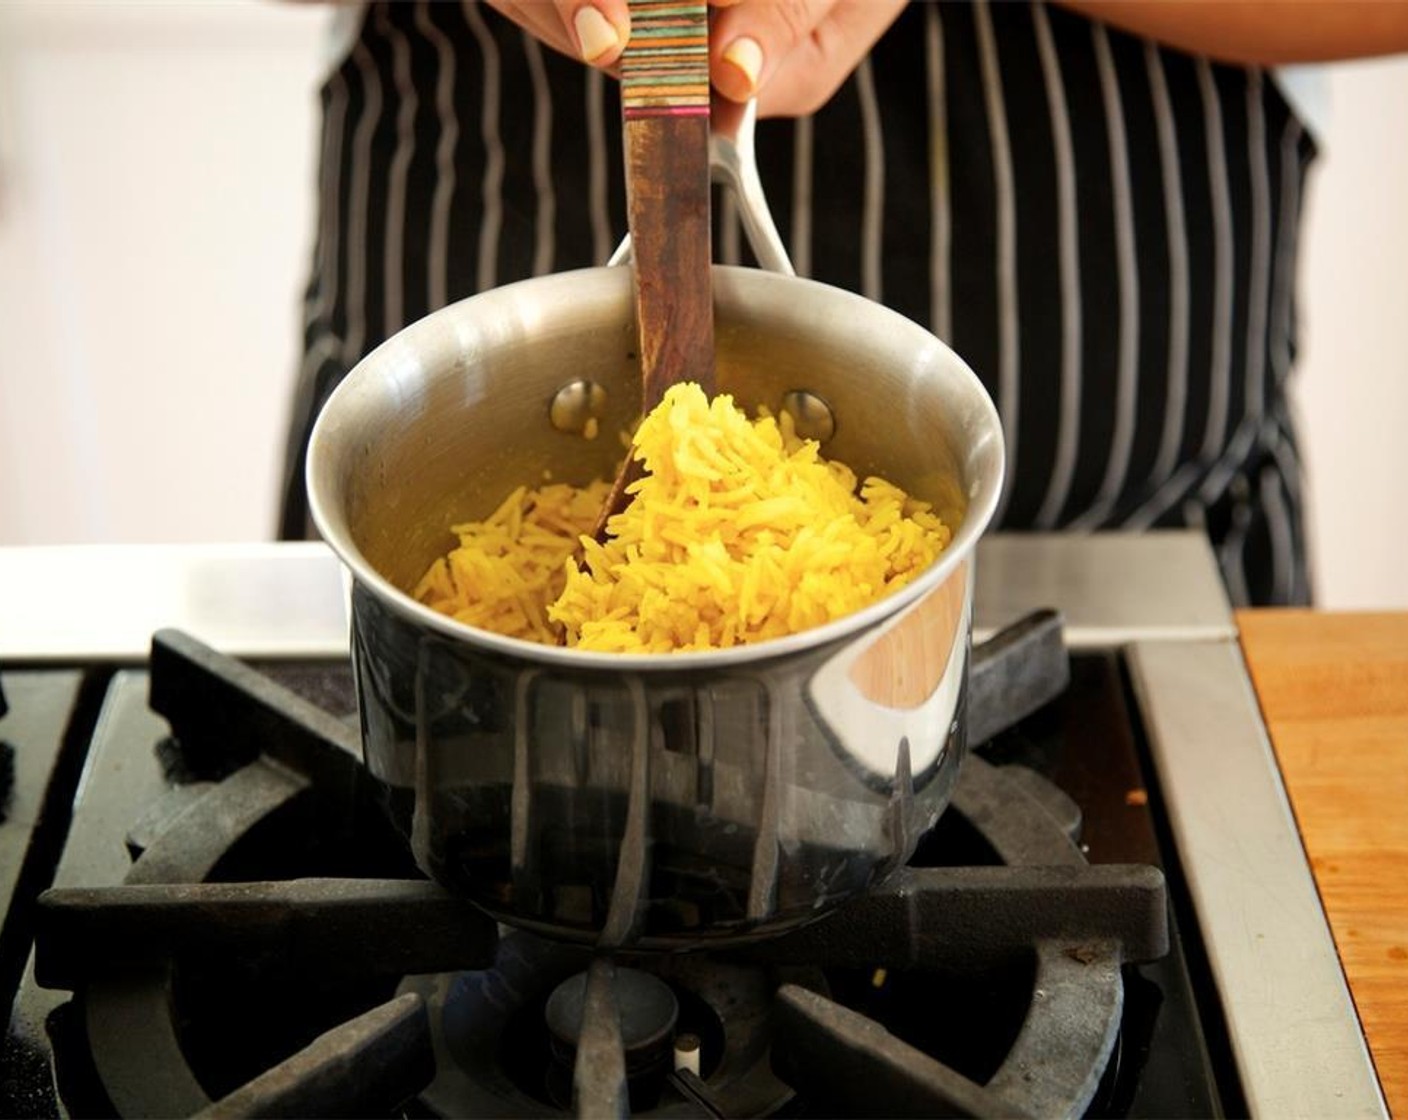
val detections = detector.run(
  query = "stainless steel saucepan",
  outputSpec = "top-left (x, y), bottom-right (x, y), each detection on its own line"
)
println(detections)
top-left (306, 105), bottom-right (1005, 950)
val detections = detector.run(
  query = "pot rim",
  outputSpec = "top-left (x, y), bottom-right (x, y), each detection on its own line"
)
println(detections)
top-left (308, 265), bottom-right (1004, 671)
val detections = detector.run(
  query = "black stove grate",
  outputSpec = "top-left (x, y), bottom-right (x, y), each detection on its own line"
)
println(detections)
top-left (5, 619), bottom-right (1207, 1118)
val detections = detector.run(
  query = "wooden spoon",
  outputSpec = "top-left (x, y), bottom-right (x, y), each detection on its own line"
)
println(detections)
top-left (587, 0), bottom-right (715, 543)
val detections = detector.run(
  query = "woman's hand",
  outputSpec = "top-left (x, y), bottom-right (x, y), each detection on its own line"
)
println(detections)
top-left (485, 0), bottom-right (906, 118)
top-left (708, 0), bottom-right (906, 117)
top-left (485, 1), bottom-right (634, 68)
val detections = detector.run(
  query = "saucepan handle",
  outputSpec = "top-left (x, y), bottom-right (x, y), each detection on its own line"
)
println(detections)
top-left (609, 99), bottom-right (796, 277)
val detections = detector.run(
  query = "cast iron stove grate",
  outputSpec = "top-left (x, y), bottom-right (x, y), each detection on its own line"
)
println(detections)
top-left (31, 618), bottom-right (1168, 1119)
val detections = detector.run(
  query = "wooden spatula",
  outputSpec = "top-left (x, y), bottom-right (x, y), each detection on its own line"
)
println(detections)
top-left (587, 0), bottom-right (715, 542)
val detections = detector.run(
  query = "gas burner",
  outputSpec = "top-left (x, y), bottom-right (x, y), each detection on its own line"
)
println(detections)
top-left (402, 934), bottom-right (798, 1118)
top-left (544, 965), bottom-right (679, 1109)
top-left (27, 622), bottom-right (1169, 1118)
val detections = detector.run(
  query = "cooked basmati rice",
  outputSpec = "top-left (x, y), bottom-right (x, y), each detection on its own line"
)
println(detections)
top-left (412, 383), bottom-right (951, 652)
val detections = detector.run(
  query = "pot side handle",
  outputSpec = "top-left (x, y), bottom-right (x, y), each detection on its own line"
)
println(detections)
top-left (608, 100), bottom-right (796, 277)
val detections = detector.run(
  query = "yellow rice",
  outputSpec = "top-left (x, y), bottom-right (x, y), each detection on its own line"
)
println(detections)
top-left (412, 383), bottom-right (952, 652)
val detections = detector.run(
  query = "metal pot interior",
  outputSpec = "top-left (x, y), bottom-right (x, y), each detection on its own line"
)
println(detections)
top-left (308, 265), bottom-right (1003, 625)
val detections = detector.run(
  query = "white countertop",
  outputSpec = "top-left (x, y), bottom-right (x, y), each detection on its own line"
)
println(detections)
top-left (0, 531), bottom-right (1234, 663)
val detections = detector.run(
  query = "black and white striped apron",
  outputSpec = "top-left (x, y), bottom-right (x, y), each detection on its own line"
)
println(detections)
top-left (281, 0), bottom-right (1317, 607)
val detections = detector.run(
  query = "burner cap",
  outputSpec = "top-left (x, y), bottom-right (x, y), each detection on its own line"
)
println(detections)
top-left (544, 967), bottom-right (679, 1057)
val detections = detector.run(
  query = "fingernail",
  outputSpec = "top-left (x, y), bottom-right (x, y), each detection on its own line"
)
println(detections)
top-left (574, 5), bottom-right (620, 63)
top-left (722, 36), bottom-right (763, 93)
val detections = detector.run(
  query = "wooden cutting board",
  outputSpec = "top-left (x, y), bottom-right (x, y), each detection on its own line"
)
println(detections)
top-left (1237, 610), bottom-right (1408, 1116)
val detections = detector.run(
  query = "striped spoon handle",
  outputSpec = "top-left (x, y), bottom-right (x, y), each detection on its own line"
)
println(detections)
top-left (621, 1), bottom-right (711, 122)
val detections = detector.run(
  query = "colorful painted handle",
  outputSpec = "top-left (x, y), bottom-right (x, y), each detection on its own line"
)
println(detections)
top-left (621, 0), bottom-right (710, 119)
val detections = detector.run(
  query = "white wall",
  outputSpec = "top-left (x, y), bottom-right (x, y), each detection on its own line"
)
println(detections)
top-left (0, 3), bottom-right (1405, 607)
top-left (0, 1), bottom-right (327, 543)
top-left (1293, 56), bottom-right (1408, 609)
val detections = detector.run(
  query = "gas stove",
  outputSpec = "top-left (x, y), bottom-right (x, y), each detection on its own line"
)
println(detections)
top-left (0, 532), bottom-right (1385, 1117)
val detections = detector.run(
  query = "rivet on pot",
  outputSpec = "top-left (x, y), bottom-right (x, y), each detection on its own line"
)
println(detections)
top-left (781, 389), bottom-right (836, 443)
top-left (549, 380), bottom-right (607, 434)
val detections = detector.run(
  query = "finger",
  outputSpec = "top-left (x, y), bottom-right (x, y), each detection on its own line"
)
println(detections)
top-left (488, 0), bottom-right (630, 67)
top-left (554, 0), bottom-right (631, 66)
top-left (486, 1), bottom-right (577, 58)
top-left (754, 0), bottom-right (906, 117)
top-left (707, 0), bottom-right (840, 103)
